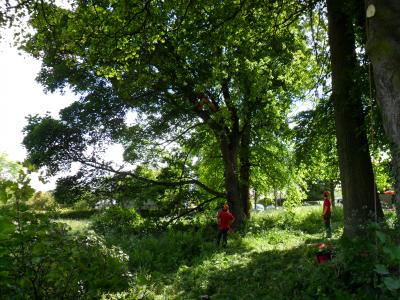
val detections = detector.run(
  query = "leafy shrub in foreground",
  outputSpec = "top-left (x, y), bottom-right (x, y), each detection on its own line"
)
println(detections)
top-left (296, 225), bottom-right (400, 300)
top-left (0, 205), bottom-right (132, 299)
top-left (373, 226), bottom-right (400, 297)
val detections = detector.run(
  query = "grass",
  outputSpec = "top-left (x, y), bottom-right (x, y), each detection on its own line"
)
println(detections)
top-left (55, 218), bottom-right (91, 233)
top-left (96, 206), bottom-right (348, 299)
top-left (7, 202), bottom-right (397, 299)
top-left (49, 206), bottom-right (398, 299)
top-left (50, 208), bottom-right (94, 233)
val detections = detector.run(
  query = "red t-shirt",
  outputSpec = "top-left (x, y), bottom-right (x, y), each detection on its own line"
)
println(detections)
top-left (323, 198), bottom-right (331, 214)
top-left (217, 210), bottom-right (234, 230)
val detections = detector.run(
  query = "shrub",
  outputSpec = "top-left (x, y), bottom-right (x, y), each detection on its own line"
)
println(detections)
top-left (73, 198), bottom-right (91, 210)
top-left (27, 191), bottom-right (57, 211)
top-left (373, 226), bottom-right (400, 297)
top-left (91, 206), bottom-right (144, 235)
top-left (0, 204), bottom-right (132, 299)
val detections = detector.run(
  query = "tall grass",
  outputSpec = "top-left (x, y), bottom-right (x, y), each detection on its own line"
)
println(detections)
top-left (49, 206), bottom-right (398, 299)
top-left (98, 206), bottom-right (350, 299)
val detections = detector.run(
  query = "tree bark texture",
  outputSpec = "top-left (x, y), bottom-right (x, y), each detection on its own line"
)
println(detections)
top-left (239, 122), bottom-right (251, 218)
top-left (366, 0), bottom-right (400, 218)
top-left (327, 0), bottom-right (383, 237)
top-left (220, 136), bottom-right (246, 227)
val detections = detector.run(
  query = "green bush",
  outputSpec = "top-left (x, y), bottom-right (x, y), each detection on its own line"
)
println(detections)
top-left (73, 198), bottom-right (92, 210)
top-left (0, 205), bottom-right (132, 299)
top-left (27, 191), bottom-right (57, 211)
top-left (91, 206), bottom-right (144, 235)
top-left (373, 226), bottom-right (400, 297)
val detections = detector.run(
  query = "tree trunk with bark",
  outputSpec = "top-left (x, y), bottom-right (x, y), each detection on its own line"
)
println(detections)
top-left (327, 0), bottom-right (384, 237)
top-left (220, 134), bottom-right (247, 227)
top-left (239, 122), bottom-right (251, 218)
top-left (365, 0), bottom-right (400, 219)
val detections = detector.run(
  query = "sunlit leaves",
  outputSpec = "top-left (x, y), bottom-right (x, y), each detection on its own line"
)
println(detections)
top-left (0, 154), bottom-right (34, 204)
top-left (19, 0), bottom-right (320, 216)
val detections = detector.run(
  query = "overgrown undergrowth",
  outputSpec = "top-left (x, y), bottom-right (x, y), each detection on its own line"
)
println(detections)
top-left (95, 206), bottom-right (399, 299)
top-left (2, 205), bottom-right (399, 299)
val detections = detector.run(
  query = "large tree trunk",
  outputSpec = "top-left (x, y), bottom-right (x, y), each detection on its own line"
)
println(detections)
top-left (220, 136), bottom-right (246, 227)
top-left (239, 123), bottom-right (251, 218)
top-left (327, 0), bottom-right (383, 237)
top-left (366, 1), bottom-right (400, 219)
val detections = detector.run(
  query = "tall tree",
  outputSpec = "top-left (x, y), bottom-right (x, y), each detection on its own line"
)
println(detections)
top-left (21, 1), bottom-right (313, 226)
top-left (326, 0), bottom-right (383, 236)
top-left (365, 1), bottom-right (400, 219)
top-left (293, 98), bottom-right (340, 204)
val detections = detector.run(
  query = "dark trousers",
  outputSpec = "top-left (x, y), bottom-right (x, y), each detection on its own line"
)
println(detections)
top-left (217, 228), bottom-right (229, 246)
top-left (323, 213), bottom-right (332, 238)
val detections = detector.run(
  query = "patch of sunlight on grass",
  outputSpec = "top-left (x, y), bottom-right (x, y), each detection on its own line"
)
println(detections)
top-left (175, 251), bottom-right (253, 295)
top-left (241, 229), bottom-right (319, 253)
top-left (251, 208), bottom-right (284, 219)
top-left (55, 219), bottom-right (91, 233)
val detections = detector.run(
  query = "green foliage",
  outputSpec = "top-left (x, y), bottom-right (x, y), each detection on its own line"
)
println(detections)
top-left (73, 198), bottom-right (92, 210)
top-left (0, 161), bottom-right (132, 298)
top-left (295, 223), bottom-right (400, 300)
top-left (91, 206), bottom-right (145, 236)
top-left (18, 0), bottom-right (319, 223)
top-left (0, 153), bottom-right (22, 181)
top-left (3, 203), bottom-right (395, 299)
top-left (0, 205), bottom-right (131, 299)
top-left (373, 157), bottom-right (394, 193)
top-left (128, 230), bottom-right (212, 274)
top-left (27, 191), bottom-right (57, 211)
top-left (285, 184), bottom-right (307, 208)
top-left (52, 208), bottom-right (96, 220)
top-left (55, 218), bottom-right (91, 234)
top-left (53, 174), bottom-right (95, 206)
top-left (0, 154), bottom-right (34, 205)
top-left (1, 176), bottom-right (35, 206)
top-left (103, 206), bottom-right (346, 299)
top-left (23, 115), bottom-right (85, 175)
top-left (374, 227), bottom-right (400, 296)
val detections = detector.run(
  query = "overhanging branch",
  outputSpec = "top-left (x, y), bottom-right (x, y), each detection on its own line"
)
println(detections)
top-left (164, 195), bottom-right (220, 227)
top-left (75, 157), bottom-right (226, 198)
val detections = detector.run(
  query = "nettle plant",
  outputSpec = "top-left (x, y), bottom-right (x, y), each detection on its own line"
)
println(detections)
top-left (0, 170), bottom-right (132, 299)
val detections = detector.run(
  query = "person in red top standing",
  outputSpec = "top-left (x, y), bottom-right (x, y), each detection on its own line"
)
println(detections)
top-left (216, 203), bottom-right (235, 247)
top-left (322, 191), bottom-right (332, 238)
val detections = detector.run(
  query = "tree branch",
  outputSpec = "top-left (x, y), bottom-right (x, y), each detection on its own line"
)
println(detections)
top-left (164, 195), bottom-right (220, 227)
top-left (75, 157), bottom-right (226, 198)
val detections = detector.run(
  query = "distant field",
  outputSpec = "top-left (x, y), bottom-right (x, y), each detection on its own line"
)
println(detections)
top-left (54, 218), bottom-right (91, 233)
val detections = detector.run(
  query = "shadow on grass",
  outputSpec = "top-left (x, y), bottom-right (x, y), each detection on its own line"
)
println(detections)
top-left (291, 208), bottom-right (344, 235)
top-left (102, 225), bottom-right (251, 277)
top-left (97, 207), bottom-right (344, 281)
top-left (93, 207), bottom-right (349, 298)
top-left (173, 238), bottom-right (369, 300)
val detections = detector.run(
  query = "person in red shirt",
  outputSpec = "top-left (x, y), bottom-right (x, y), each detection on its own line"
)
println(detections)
top-left (322, 191), bottom-right (332, 238)
top-left (216, 203), bottom-right (235, 247)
